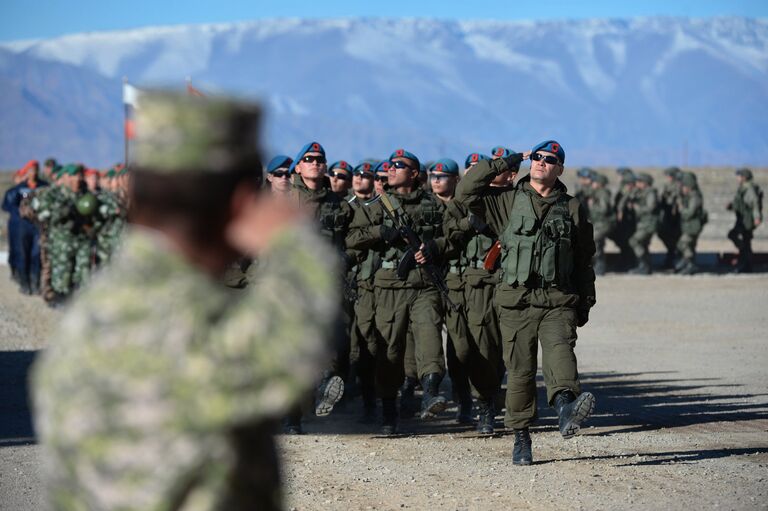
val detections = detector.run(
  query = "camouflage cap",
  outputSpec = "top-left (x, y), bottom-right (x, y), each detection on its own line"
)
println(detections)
top-left (132, 89), bottom-right (262, 174)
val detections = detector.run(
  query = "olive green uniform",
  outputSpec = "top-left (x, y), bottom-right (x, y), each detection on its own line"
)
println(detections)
top-left (658, 178), bottom-right (681, 265)
top-left (586, 181), bottom-right (614, 275)
top-left (727, 179), bottom-right (763, 272)
top-left (676, 179), bottom-right (707, 272)
top-left (455, 157), bottom-right (596, 429)
top-left (443, 199), bottom-right (504, 403)
top-left (627, 184), bottom-right (659, 271)
top-left (609, 179), bottom-right (636, 269)
top-left (346, 189), bottom-right (447, 399)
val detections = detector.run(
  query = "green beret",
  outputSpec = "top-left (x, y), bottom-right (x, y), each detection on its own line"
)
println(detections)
top-left (132, 89), bottom-right (262, 174)
top-left (61, 164), bottom-right (83, 176)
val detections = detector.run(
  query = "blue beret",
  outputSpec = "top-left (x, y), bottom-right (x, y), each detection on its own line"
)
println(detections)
top-left (531, 140), bottom-right (565, 164)
top-left (389, 148), bottom-right (420, 168)
top-left (464, 153), bottom-right (490, 168)
top-left (491, 146), bottom-right (511, 159)
top-left (419, 163), bottom-right (427, 175)
top-left (429, 158), bottom-right (459, 176)
top-left (354, 161), bottom-right (375, 175)
top-left (266, 155), bottom-right (293, 174)
top-left (290, 141), bottom-right (326, 171)
top-left (329, 160), bottom-right (352, 173)
top-left (374, 160), bottom-right (391, 173)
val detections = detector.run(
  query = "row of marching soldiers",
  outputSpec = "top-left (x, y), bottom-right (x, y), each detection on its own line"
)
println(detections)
top-left (224, 142), bottom-right (582, 443)
top-left (575, 166), bottom-right (762, 275)
top-left (2, 158), bottom-right (129, 305)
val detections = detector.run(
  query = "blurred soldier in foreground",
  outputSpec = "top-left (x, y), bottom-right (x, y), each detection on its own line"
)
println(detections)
top-left (727, 168), bottom-right (763, 273)
top-left (33, 90), bottom-right (341, 511)
top-left (455, 140), bottom-right (596, 466)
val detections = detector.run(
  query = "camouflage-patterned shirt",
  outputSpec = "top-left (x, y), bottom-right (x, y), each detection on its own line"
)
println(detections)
top-left (33, 223), bottom-right (340, 511)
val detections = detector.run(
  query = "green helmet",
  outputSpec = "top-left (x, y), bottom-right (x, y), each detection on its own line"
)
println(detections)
top-left (680, 172), bottom-right (698, 189)
top-left (637, 173), bottom-right (654, 186)
top-left (593, 173), bottom-right (609, 186)
top-left (735, 168), bottom-right (753, 180)
top-left (76, 193), bottom-right (98, 216)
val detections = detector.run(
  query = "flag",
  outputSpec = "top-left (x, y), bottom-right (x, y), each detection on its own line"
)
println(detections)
top-left (186, 78), bottom-right (206, 97)
top-left (122, 81), bottom-right (140, 140)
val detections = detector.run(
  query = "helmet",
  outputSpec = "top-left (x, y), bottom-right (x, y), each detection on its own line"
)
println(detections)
top-left (75, 193), bottom-right (98, 216)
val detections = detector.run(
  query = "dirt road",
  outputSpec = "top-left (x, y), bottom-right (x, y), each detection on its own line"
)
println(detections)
top-left (1, 268), bottom-right (766, 510)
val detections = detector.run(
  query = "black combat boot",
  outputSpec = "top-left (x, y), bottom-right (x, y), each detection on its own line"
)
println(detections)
top-left (553, 390), bottom-right (595, 439)
top-left (381, 398), bottom-right (398, 436)
top-left (628, 259), bottom-right (650, 275)
top-left (399, 376), bottom-right (419, 417)
top-left (456, 391), bottom-right (474, 425)
top-left (677, 260), bottom-right (698, 275)
top-left (282, 409), bottom-right (303, 435)
top-left (18, 277), bottom-right (32, 295)
top-left (512, 428), bottom-right (532, 466)
top-left (420, 373), bottom-right (447, 419)
top-left (29, 273), bottom-right (41, 295)
top-left (476, 399), bottom-right (495, 435)
top-left (315, 373), bottom-right (344, 417)
top-left (593, 258), bottom-right (606, 276)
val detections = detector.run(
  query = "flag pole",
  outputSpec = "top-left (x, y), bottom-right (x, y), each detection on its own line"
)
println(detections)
top-left (123, 76), bottom-right (129, 167)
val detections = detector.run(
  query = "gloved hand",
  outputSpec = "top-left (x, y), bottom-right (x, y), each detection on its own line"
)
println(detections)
top-left (467, 213), bottom-right (488, 234)
top-left (415, 239), bottom-right (438, 265)
top-left (379, 225), bottom-right (400, 244)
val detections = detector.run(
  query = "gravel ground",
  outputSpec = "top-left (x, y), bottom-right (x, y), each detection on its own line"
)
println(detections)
top-left (1, 267), bottom-right (766, 511)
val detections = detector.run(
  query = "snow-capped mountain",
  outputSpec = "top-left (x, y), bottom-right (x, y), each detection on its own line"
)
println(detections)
top-left (1, 17), bottom-right (767, 168)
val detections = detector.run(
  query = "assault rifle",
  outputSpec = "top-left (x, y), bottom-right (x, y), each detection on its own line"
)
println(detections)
top-left (377, 193), bottom-right (460, 312)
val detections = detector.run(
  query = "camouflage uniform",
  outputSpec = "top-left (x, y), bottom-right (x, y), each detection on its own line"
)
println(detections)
top-left (727, 168), bottom-right (763, 272)
top-left (36, 184), bottom-right (78, 297)
top-left (33, 90), bottom-right (340, 511)
top-left (586, 174), bottom-right (614, 275)
top-left (627, 174), bottom-right (659, 274)
top-left (657, 167), bottom-right (682, 267)
top-left (676, 172), bottom-right (707, 274)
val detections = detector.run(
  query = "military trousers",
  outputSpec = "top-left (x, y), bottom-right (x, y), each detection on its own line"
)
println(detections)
top-left (349, 283), bottom-right (376, 399)
top-left (629, 224), bottom-right (655, 262)
top-left (49, 229), bottom-right (76, 295)
top-left (728, 224), bottom-right (753, 270)
top-left (498, 304), bottom-right (581, 429)
top-left (372, 286), bottom-right (445, 398)
top-left (592, 224), bottom-right (611, 274)
top-left (677, 230), bottom-right (701, 262)
top-left (403, 327), bottom-right (418, 380)
top-left (446, 278), bottom-right (504, 402)
top-left (657, 218), bottom-right (681, 260)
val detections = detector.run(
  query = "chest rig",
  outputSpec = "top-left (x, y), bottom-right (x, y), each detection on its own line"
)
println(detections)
top-left (381, 192), bottom-right (442, 264)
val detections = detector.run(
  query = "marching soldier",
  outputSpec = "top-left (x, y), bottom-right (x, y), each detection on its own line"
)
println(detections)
top-left (587, 174), bottom-right (615, 275)
top-left (328, 160), bottom-right (353, 197)
top-left (265, 155), bottom-right (293, 195)
top-left (658, 167), bottom-right (682, 268)
top-left (627, 173), bottom-right (659, 275)
top-left (727, 168), bottom-right (763, 273)
top-left (611, 171), bottom-right (637, 270)
top-left (346, 148), bottom-right (450, 435)
top-left (455, 140), bottom-right (596, 465)
top-left (675, 172), bottom-right (707, 275)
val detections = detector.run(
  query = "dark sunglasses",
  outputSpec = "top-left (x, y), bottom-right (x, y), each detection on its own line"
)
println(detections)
top-left (530, 153), bottom-right (560, 165)
top-left (271, 171), bottom-right (291, 179)
top-left (302, 155), bottom-right (327, 164)
top-left (355, 173), bottom-right (374, 179)
top-left (430, 174), bottom-right (454, 181)
top-left (374, 174), bottom-right (388, 182)
top-left (390, 160), bottom-right (414, 171)
top-left (329, 170), bottom-right (351, 181)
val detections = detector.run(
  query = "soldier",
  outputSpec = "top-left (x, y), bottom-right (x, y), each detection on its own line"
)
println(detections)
top-left (328, 160), bottom-right (353, 197)
top-left (3, 160), bottom-right (48, 293)
top-left (587, 174), bottom-right (615, 275)
top-left (675, 172), bottom-right (707, 275)
top-left (347, 161), bottom-right (380, 421)
top-left (265, 155), bottom-right (293, 196)
top-left (611, 172), bottom-right (637, 270)
top-left (41, 158), bottom-right (58, 182)
top-left (464, 152), bottom-right (490, 171)
top-left (726, 168), bottom-right (763, 273)
top-left (346, 148), bottom-right (450, 435)
top-left (627, 173), bottom-right (660, 275)
top-left (658, 167), bottom-right (682, 268)
top-left (373, 160), bottom-right (390, 196)
top-left (455, 140), bottom-right (596, 466)
top-left (574, 167), bottom-right (595, 207)
top-left (285, 141), bottom-right (353, 432)
top-left (33, 90), bottom-right (341, 511)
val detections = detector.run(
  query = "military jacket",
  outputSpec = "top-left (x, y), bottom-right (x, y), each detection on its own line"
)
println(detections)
top-left (33, 224), bottom-right (339, 511)
top-left (678, 190), bottom-right (706, 235)
top-left (631, 187), bottom-right (659, 231)
top-left (732, 182), bottom-right (763, 231)
top-left (292, 175), bottom-right (354, 258)
top-left (442, 198), bottom-right (500, 287)
top-left (587, 187), bottom-right (615, 231)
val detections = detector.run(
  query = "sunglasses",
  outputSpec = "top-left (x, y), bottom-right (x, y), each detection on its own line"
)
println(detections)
top-left (530, 153), bottom-right (560, 165)
top-left (355, 173), bottom-right (374, 180)
top-left (374, 174), bottom-right (388, 182)
top-left (390, 160), bottom-right (414, 170)
top-left (271, 171), bottom-right (291, 179)
top-left (302, 155), bottom-right (327, 164)
top-left (329, 170), bottom-right (351, 181)
top-left (430, 174), bottom-right (454, 181)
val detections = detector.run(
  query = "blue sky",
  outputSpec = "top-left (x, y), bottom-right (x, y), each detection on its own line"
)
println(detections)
top-left (1, 0), bottom-right (766, 42)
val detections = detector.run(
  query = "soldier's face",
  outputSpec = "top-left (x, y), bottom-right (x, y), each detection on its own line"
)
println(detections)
top-left (352, 173), bottom-right (374, 194)
top-left (85, 174), bottom-right (99, 191)
top-left (636, 181), bottom-right (648, 190)
top-left (267, 169), bottom-right (292, 193)
top-left (529, 151), bottom-right (563, 185)
top-left (374, 173), bottom-right (387, 194)
top-left (329, 170), bottom-right (352, 194)
top-left (429, 173), bottom-right (457, 196)
top-left (295, 152), bottom-right (327, 180)
top-left (387, 157), bottom-right (418, 187)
